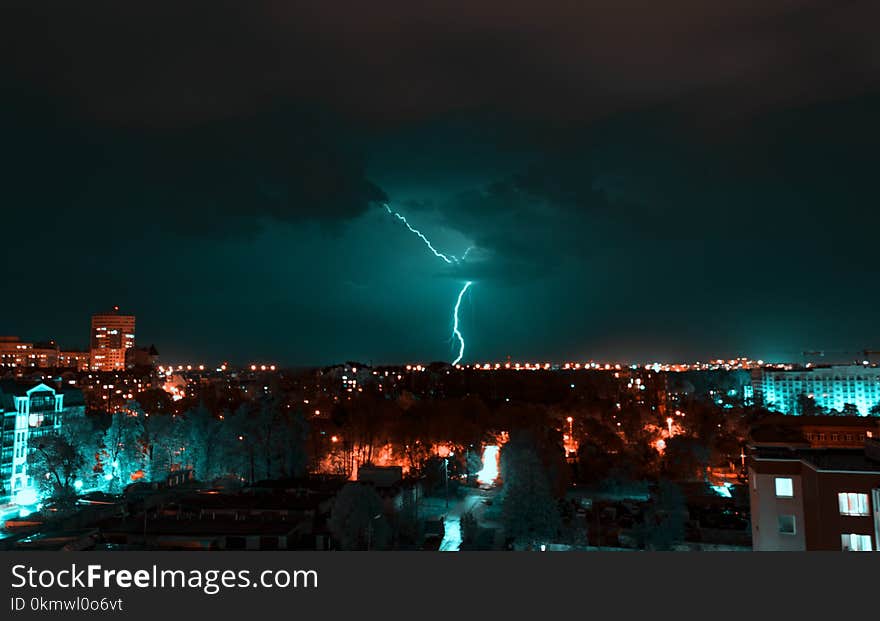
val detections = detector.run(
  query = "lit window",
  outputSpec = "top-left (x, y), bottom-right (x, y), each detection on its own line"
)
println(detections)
top-left (778, 515), bottom-right (796, 535)
top-left (841, 534), bottom-right (872, 551)
top-left (775, 477), bottom-right (794, 497)
top-left (838, 492), bottom-right (869, 516)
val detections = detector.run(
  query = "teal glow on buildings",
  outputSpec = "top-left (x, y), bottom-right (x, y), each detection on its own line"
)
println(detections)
top-left (0, 380), bottom-right (85, 508)
top-left (752, 365), bottom-right (880, 416)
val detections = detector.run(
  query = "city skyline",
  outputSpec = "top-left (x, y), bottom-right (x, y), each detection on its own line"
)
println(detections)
top-left (3, 309), bottom-right (880, 369)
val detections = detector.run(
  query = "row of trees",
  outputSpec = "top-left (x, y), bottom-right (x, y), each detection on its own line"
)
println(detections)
top-left (29, 397), bottom-right (308, 506)
top-left (789, 393), bottom-right (880, 417)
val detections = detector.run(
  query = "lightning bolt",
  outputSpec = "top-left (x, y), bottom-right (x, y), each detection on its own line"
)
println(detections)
top-left (383, 204), bottom-right (455, 264)
top-left (451, 281), bottom-right (473, 365)
top-left (382, 203), bottom-right (475, 364)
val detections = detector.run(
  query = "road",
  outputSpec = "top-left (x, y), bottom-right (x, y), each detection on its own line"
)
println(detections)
top-left (437, 488), bottom-right (492, 551)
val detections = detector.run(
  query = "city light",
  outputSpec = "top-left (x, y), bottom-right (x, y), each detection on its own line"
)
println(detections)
top-left (476, 445), bottom-right (500, 485)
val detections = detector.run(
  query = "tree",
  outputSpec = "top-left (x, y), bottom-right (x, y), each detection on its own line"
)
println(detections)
top-left (278, 407), bottom-right (309, 478)
top-left (662, 436), bottom-right (710, 481)
top-left (30, 434), bottom-right (84, 508)
top-left (101, 410), bottom-right (145, 493)
top-left (28, 416), bottom-right (101, 509)
top-left (179, 402), bottom-right (230, 482)
top-left (328, 483), bottom-right (390, 550)
top-left (134, 388), bottom-right (174, 417)
top-left (841, 403), bottom-right (860, 417)
top-left (394, 486), bottom-right (421, 548)
top-left (500, 442), bottom-right (561, 548)
top-left (795, 393), bottom-right (826, 416)
top-left (576, 418), bottom-right (625, 483)
top-left (126, 401), bottom-right (182, 482)
top-left (465, 446), bottom-right (483, 485)
top-left (460, 510), bottom-right (480, 549)
top-left (638, 481), bottom-right (688, 550)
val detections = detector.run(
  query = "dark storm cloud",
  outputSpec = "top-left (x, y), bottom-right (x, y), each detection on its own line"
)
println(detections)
top-left (0, 95), bottom-right (386, 239)
top-left (436, 96), bottom-right (880, 293)
top-left (3, 1), bottom-right (878, 127)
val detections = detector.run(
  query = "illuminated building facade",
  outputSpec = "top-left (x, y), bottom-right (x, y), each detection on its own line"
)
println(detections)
top-left (748, 418), bottom-right (880, 551)
top-left (0, 336), bottom-right (33, 368)
top-left (752, 365), bottom-right (880, 415)
top-left (0, 380), bottom-right (86, 506)
top-left (0, 337), bottom-right (60, 369)
top-left (90, 307), bottom-right (136, 371)
top-left (58, 350), bottom-right (90, 371)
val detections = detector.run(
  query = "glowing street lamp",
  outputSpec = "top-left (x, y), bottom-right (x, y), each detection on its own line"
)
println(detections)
top-left (443, 452), bottom-right (454, 509)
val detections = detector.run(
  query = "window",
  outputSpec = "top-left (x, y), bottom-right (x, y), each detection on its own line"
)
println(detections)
top-left (778, 515), bottom-right (796, 535)
top-left (838, 492), bottom-right (870, 516)
top-left (841, 534), bottom-right (872, 551)
top-left (775, 477), bottom-right (794, 497)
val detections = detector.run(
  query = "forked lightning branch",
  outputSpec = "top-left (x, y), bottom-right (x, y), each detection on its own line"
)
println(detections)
top-left (382, 203), bottom-right (475, 365)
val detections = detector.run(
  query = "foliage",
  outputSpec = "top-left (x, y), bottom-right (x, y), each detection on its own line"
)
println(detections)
top-left (637, 480), bottom-right (688, 550)
top-left (28, 415), bottom-right (102, 507)
top-left (328, 482), bottom-right (390, 550)
top-left (101, 410), bottom-right (146, 493)
top-left (460, 510), bottom-right (479, 547)
top-left (500, 439), bottom-right (561, 547)
top-left (662, 436), bottom-right (711, 481)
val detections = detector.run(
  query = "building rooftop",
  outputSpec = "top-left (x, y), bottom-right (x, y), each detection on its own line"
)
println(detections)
top-left (749, 415), bottom-right (880, 445)
top-left (752, 444), bottom-right (880, 473)
top-left (0, 379), bottom-right (85, 409)
top-left (0, 379), bottom-right (44, 397)
top-left (799, 449), bottom-right (880, 472)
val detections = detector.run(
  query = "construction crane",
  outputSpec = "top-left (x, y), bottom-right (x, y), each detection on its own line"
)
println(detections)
top-left (800, 349), bottom-right (880, 363)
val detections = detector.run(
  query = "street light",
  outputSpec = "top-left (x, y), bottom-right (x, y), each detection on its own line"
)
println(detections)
top-left (366, 513), bottom-right (382, 551)
top-left (443, 453), bottom-right (454, 509)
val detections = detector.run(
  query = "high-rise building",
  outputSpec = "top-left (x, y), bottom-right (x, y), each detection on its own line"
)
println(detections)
top-left (90, 306), bottom-right (136, 371)
top-left (751, 365), bottom-right (880, 416)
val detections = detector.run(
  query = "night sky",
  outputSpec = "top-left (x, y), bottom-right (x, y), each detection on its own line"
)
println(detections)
top-left (2, 2), bottom-right (879, 365)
